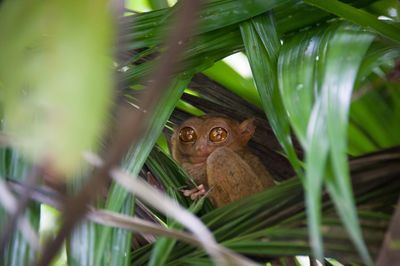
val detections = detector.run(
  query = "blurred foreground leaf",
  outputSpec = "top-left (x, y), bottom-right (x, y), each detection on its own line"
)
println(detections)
top-left (0, 0), bottom-right (114, 175)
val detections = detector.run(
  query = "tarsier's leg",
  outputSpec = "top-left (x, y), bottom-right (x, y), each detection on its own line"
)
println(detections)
top-left (206, 147), bottom-right (266, 207)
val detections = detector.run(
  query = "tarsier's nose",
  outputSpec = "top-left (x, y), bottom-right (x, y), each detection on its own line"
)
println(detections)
top-left (195, 138), bottom-right (207, 152)
top-left (195, 143), bottom-right (206, 152)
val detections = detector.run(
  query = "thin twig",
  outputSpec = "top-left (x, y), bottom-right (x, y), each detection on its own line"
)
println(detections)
top-left (0, 179), bottom-right (39, 251)
top-left (0, 167), bottom-right (40, 256)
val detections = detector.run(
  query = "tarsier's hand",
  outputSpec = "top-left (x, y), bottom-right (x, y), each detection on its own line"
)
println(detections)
top-left (181, 184), bottom-right (206, 200)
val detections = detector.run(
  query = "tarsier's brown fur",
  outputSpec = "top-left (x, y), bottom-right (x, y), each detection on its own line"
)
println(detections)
top-left (171, 115), bottom-right (275, 207)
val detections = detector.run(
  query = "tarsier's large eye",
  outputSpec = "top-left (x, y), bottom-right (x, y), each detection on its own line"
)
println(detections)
top-left (209, 127), bottom-right (228, 142)
top-left (179, 127), bottom-right (197, 143)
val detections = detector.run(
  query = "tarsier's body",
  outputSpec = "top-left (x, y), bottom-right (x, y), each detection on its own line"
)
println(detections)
top-left (171, 116), bottom-right (275, 207)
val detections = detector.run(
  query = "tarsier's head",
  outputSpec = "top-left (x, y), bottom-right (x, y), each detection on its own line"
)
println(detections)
top-left (171, 116), bottom-right (256, 164)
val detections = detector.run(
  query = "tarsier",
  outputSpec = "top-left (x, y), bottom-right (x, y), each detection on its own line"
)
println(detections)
top-left (171, 115), bottom-right (275, 207)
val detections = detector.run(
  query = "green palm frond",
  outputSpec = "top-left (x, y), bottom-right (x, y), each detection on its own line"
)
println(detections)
top-left (130, 146), bottom-right (399, 265)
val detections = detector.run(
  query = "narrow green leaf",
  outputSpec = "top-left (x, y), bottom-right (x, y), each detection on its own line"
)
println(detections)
top-left (123, 25), bottom-right (243, 85)
top-left (304, 100), bottom-right (329, 261)
top-left (67, 173), bottom-right (96, 266)
top-left (322, 23), bottom-right (375, 265)
top-left (278, 23), bottom-right (339, 261)
top-left (156, 134), bottom-right (170, 155)
top-left (351, 92), bottom-right (398, 147)
top-left (1, 151), bottom-right (39, 266)
top-left (149, 191), bottom-right (206, 266)
top-left (124, 0), bottom-right (291, 50)
top-left (148, 0), bottom-right (169, 10)
top-left (278, 21), bottom-right (378, 264)
top-left (357, 41), bottom-right (400, 84)
top-left (347, 122), bottom-right (377, 155)
top-left (349, 41), bottom-right (400, 155)
top-left (151, 188), bottom-right (182, 266)
top-left (149, 235), bottom-right (177, 266)
top-left (176, 98), bottom-right (205, 117)
top-left (305, 0), bottom-right (400, 44)
top-left (278, 27), bottom-right (325, 146)
top-left (107, 194), bottom-right (134, 266)
top-left (240, 12), bottom-right (301, 174)
top-left (68, 221), bottom-right (96, 266)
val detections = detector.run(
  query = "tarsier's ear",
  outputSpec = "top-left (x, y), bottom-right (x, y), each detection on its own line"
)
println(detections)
top-left (239, 118), bottom-right (256, 144)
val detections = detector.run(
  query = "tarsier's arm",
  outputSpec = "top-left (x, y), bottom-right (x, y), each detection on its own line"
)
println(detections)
top-left (206, 147), bottom-right (274, 207)
top-left (180, 162), bottom-right (208, 200)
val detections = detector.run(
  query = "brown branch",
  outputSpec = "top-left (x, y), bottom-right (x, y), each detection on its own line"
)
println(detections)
top-left (36, 1), bottom-right (202, 265)
top-left (376, 196), bottom-right (400, 266)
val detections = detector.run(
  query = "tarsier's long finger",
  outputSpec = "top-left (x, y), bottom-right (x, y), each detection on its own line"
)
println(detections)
top-left (190, 189), bottom-right (206, 200)
top-left (181, 188), bottom-right (198, 197)
top-left (181, 184), bottom-right (206, 198)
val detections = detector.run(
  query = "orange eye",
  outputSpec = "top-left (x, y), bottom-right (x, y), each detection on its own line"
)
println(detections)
top-left (179, 127), bottom-right (197, 143)
top-left (209, 127), bottom-right (228, 142)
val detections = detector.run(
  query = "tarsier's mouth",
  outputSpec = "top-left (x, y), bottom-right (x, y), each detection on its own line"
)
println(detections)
top-left (189, 155), bottom-right (209, 164)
